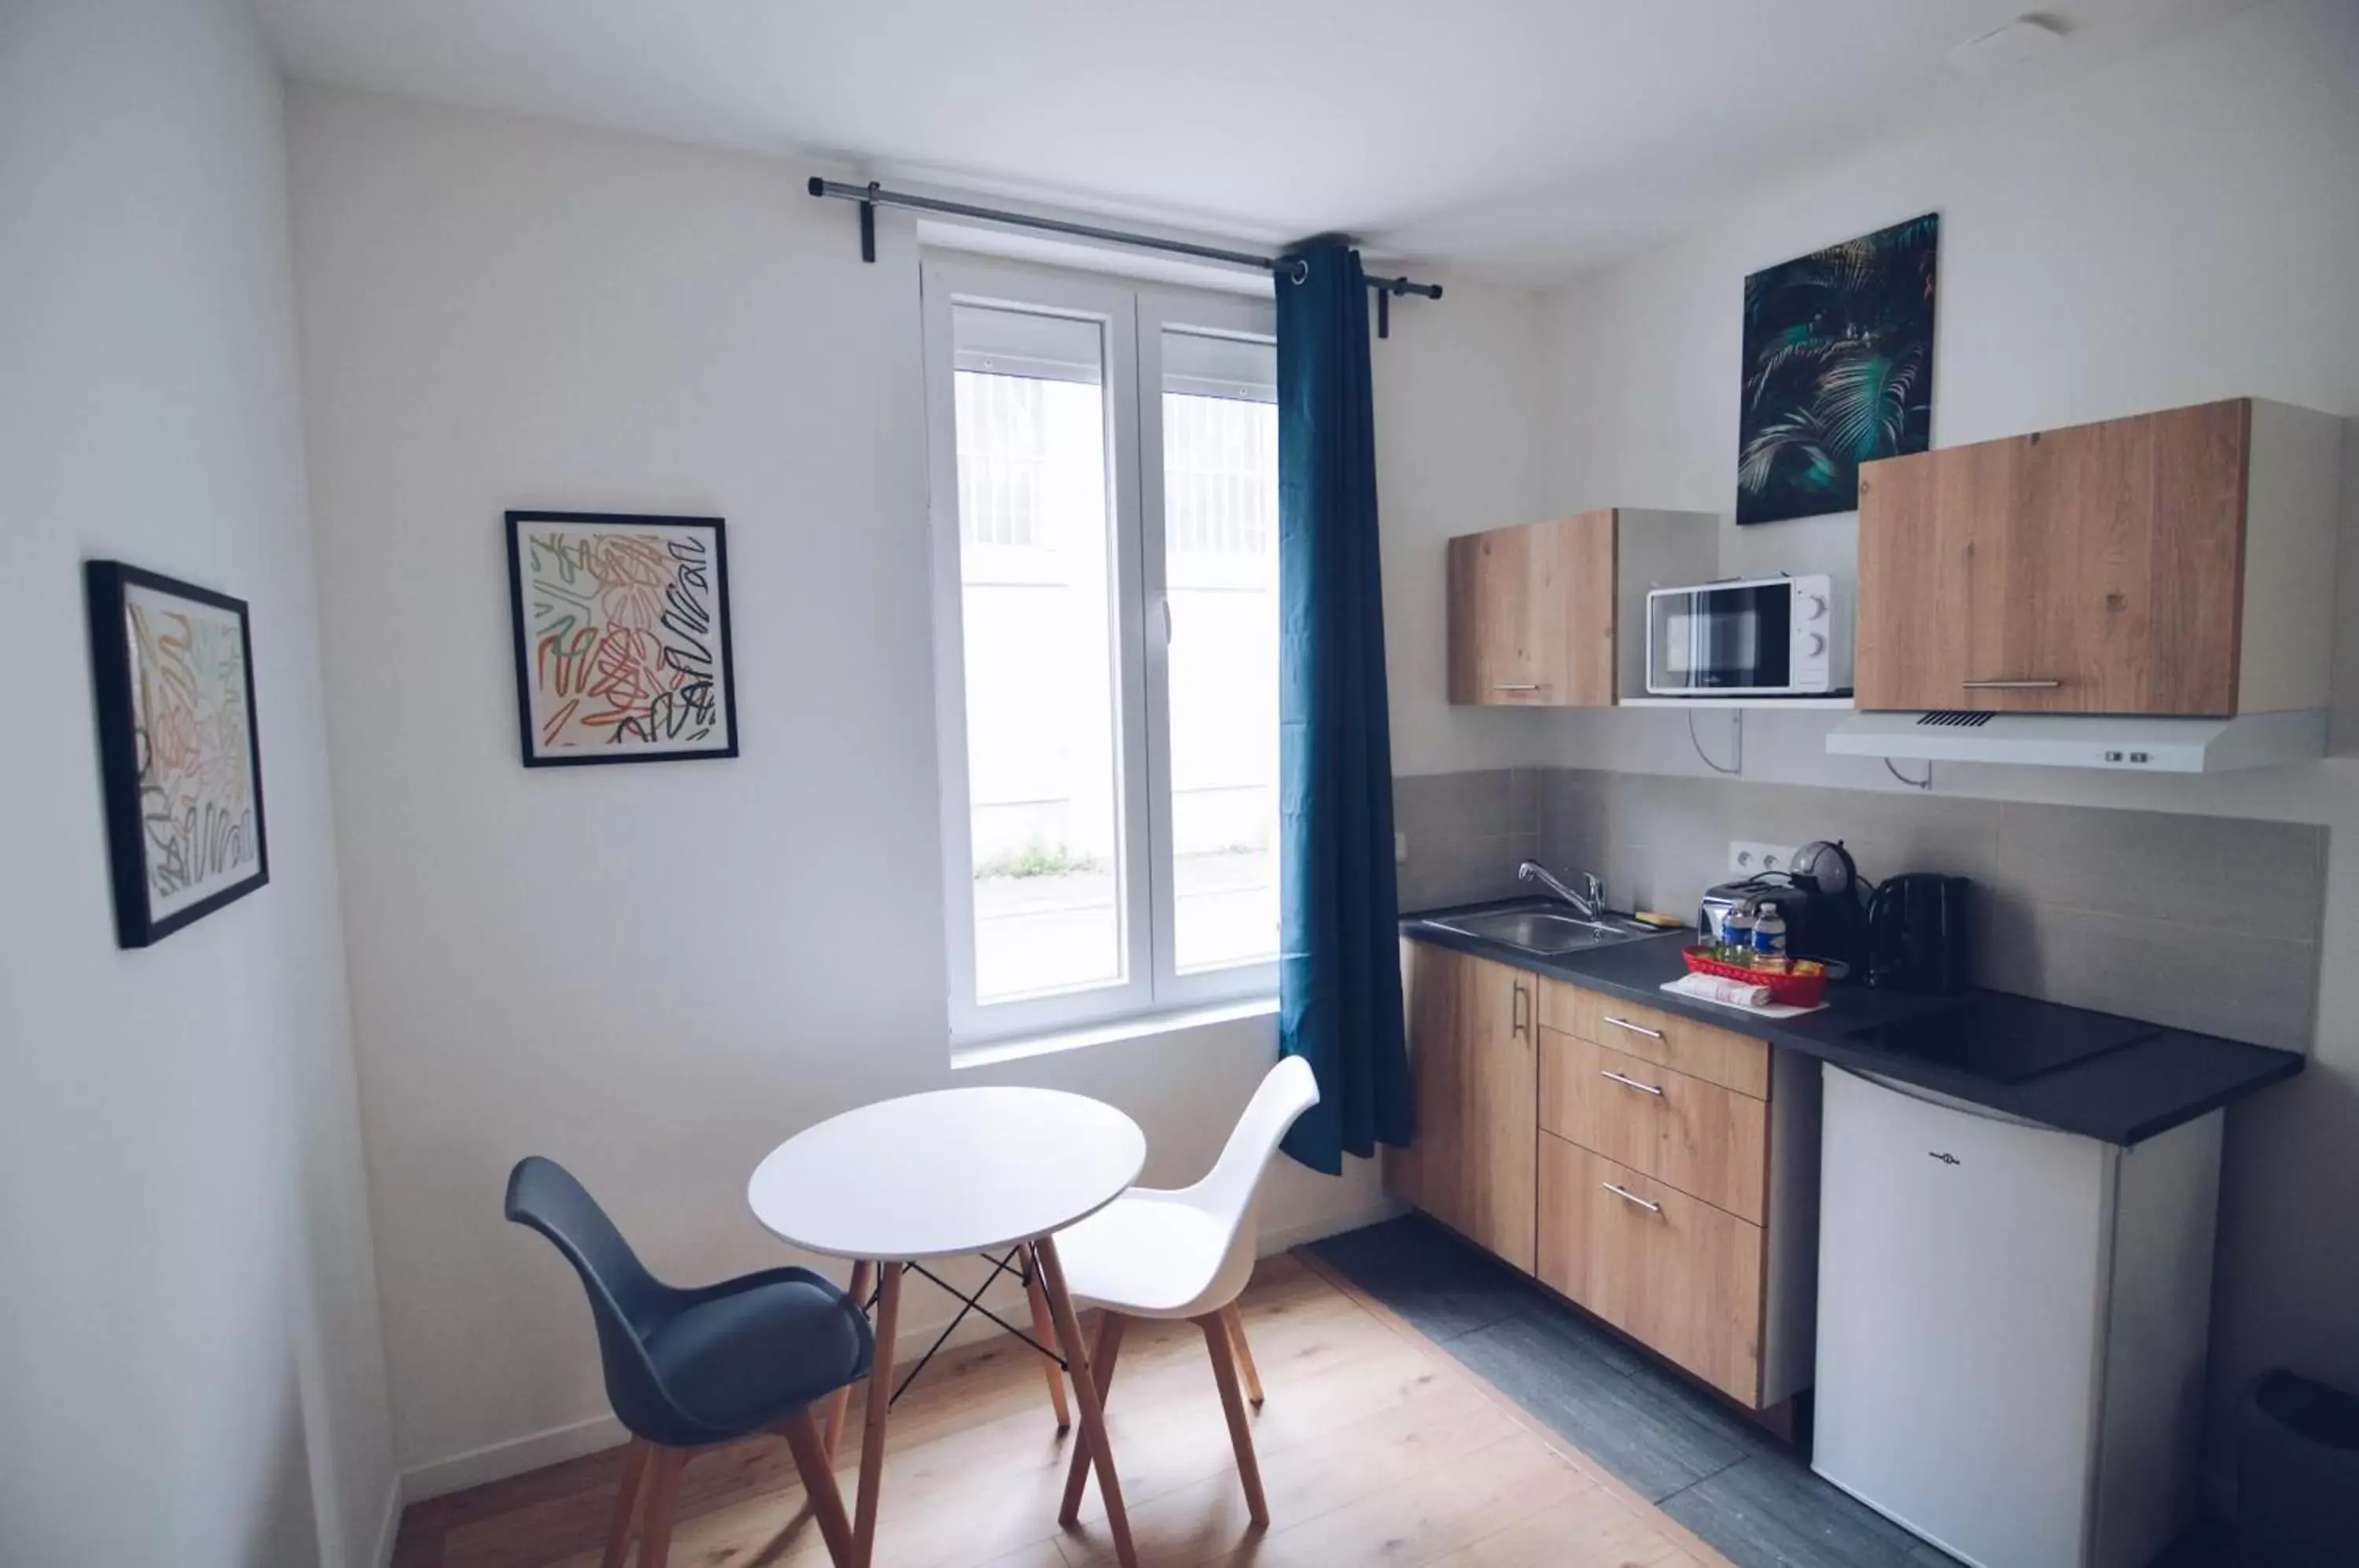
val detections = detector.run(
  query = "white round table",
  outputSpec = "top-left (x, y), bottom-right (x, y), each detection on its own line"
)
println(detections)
top-left (749, 1087), bottom-right (1148, 1568)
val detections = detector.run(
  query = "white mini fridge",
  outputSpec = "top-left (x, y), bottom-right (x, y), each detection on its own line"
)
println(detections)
top-left (1812, 1065), bottom-right (2223, 1568)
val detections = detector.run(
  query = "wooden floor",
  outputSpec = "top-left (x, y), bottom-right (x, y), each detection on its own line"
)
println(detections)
top-left (393, 1250), bottom-right (1733, 1568)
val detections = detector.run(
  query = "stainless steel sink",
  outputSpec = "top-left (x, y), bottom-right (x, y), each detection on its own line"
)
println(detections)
top-left (1423, 905), bottom-right (1659, 955)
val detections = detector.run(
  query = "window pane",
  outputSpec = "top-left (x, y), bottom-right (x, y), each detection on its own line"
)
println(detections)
top-left (1161, 330), bottom-right (1279, 974)
top-left (952, 305), bottom-right (1124, 1002)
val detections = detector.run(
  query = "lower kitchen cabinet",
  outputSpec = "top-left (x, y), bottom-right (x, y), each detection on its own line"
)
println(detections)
top-left (1388, 937), bottom-right (1817, 1411)
top-left (1539, 1027), bottom-right (1768, 1224)
top-left (1536, 1136), bottom-right (1763, 1404)
top-left (1388, 940), bottom-right (1538, 1272)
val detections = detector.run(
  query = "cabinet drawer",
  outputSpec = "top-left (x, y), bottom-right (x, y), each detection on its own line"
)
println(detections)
top-left (1538, 1029), bottom-right (1767, 1224)
top-left (1537, 1134), bottom-right (1764, 1406)
top-left (1539, 980), bottom-right (1769, 1100)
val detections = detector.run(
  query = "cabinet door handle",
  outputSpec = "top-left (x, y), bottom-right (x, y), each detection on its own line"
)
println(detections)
top-left (1603, 1182), bottom-right (1663, 1214)
top-left (1492, 683), bottom-right (1544, 693)
top-left (1511, 982), bottom-right (1529, 1040)
top-left (1960, 679), bottom-right (2062, 689)
top-left (1599, 1069), bottom-right (1665, 1097)
top-left (1603, 1015), bottom-right (1666, 1041)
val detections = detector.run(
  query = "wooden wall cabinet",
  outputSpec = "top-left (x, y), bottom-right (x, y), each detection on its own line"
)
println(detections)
top-left (1386, 939), bottom-right (1817, 1410)
top-left (1448, 509), bottom-right (1715, 707)
top-left (1856, 397), bottom-right (2342, 716)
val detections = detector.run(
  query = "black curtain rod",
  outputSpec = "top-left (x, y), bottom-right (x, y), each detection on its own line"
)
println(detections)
top-left (806, 178), bottom-right (1441, 335)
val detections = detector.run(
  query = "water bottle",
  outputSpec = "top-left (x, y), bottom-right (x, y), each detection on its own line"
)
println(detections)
top-left (1750, 904), bottom-right (1790, 974)
top-left (1720, 904), bottom-right (1754, 966)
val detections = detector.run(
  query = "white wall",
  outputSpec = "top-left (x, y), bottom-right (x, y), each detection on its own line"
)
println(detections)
top-left (1536, 0), bottom-right (2359, 1485)
top-left (287, 89), bottom-right (1539, 1489)
top-left (0, 3), bottom-right (396, 1565)
top-left (1375, 274), bottom-right (1551, 775)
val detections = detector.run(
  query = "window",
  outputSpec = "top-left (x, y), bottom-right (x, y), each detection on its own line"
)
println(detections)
top-left (924, 259), bottom-right (1280, 1041)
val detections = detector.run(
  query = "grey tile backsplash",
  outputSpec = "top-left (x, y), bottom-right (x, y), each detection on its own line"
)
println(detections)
top-left (1393, 766), bottom-right (2328, 1052)
top-left (1393, 767), bottom-right (1540, 911)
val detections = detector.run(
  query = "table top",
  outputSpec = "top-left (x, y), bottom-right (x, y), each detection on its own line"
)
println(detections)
top-left (748, 1086), bottom-right (1147, 1261)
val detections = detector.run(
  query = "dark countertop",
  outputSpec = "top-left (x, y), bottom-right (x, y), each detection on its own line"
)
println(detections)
top-left (1402, 900), bottom-right (2304, 1147)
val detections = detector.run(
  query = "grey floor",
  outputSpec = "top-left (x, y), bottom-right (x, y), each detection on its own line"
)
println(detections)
top-left (1310, 1215), bottom-right (2236, 1568)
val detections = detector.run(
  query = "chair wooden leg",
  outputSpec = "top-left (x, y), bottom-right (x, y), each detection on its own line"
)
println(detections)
top-left (1198, 1312), bottom-right (1269, 1527)
top-left (600, 1438), bottom-right (652, 1568)
top-left (1023, 1253), bottom-right (1073, 1431)
top-left (635, 1446), bottom-right (689, 1568)
top-left (1033, 1237), bottom-right (1139, 1568)
top-left (780, 1407), bottom-right (856, 1568)
top-left (1221, 1303), bottom-right (1264, 1407)
top-left (1056, 1308), bottom-right (1127, 1526)
top-left (850, 1261), bottom-right (903, 1568)
top-left (823, 1259), bottom-right (875, 1463)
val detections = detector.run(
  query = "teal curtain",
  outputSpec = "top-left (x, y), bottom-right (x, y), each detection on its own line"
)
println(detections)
top-left (1275, 241), bottom-right (1411, 1175)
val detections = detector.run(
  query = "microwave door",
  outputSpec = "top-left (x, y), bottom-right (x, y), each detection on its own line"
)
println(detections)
top-left (1650, 592), bottom-right (1718, 694)
top-left (1698, 585), bottom-right (1789, 692)
top-left (1653, 585), bottom-right (1793, 693)
top-left (1650, 591), bottom-right (1698, 693)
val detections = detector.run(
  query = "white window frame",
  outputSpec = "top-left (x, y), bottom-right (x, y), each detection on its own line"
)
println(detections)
top-left (922, 256), bottom-right (1281, 1045)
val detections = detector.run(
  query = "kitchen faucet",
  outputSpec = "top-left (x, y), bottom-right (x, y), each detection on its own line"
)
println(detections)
top-left (1518, 859), bottom-right (1605, 919)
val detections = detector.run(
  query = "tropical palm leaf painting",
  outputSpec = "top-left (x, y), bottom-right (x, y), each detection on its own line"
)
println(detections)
top-left (1737, 213), bottom-right (1938, 525)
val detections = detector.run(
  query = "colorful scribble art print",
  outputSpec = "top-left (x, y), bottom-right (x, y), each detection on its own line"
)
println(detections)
top-left (504, 512), bottom-right (738, 767)
top-left (85, 562), bottom-right (270, 948)
top-left (1737, 212), bottom-right (1938, 525)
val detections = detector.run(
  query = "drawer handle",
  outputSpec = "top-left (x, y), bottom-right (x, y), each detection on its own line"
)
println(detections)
top-left (1603, 1182), bottom-right (1663, 1215)
top-left (1603, 1016), bottom-right (1666, 1041)
top-left (1599, 1069), bottom-right (1664, 1097)
top-left (1961, 679), bottom-right (2062, 689)
top-left (1492, 683), bottom-right (1544, 693)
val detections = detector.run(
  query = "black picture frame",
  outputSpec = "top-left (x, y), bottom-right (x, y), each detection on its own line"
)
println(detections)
top-left (1736, 212), bottom-right (1940, 525)
top-left (85, 560), bottom-right (271, 948)
top-left (504, 510), bottom-right (739, 768)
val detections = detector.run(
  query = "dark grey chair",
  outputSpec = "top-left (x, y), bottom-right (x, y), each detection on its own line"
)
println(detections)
top-left (505, 1155), bottom-right (870, 1568)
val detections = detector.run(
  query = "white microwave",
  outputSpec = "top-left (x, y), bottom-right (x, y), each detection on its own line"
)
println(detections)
top-left (1644, 574), bottom-right (1850, 696)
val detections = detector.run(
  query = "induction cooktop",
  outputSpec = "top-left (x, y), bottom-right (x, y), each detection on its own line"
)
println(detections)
top-left (1845, 992), bottom-right (2162, 1084)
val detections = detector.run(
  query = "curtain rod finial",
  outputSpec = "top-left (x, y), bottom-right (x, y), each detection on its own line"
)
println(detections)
top-left (806, 175), bottom-right (826, 198)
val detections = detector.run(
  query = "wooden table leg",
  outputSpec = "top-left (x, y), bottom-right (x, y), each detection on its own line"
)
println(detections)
top-left (849, 1261), bottom-right (903, 1568)
top-left (1022, 1252), bottom-right (1073, 1431)
top-left (1058, 1310), bottom-right (1124, 1526)
top-left (825, 1259), bottom-right (875, 1462)
top-left (1031, 1236), bottom-right (1138, 1568)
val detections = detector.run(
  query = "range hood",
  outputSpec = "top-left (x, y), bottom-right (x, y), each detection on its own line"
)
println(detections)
top-left (1825, 709), bottom-right (2327, 773)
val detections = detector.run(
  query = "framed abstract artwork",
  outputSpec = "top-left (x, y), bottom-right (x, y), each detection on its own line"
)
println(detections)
top-left (1737, 212), bottom-right (1939, 525)
top-left (85, 561), bottom-right (270, 948)
top-left (504, 510), bottom-right (738, 767)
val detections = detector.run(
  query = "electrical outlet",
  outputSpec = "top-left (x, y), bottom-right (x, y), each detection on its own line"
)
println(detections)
top-left (1730, 840), bottom-right (1801, 878)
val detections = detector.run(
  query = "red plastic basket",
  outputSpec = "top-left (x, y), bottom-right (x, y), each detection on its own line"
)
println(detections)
top-left (1681, 945), bottom-right (1829, 1009)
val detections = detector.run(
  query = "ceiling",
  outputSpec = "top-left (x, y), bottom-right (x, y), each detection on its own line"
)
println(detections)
top-left (252, 0), bottom-right (2261, 284)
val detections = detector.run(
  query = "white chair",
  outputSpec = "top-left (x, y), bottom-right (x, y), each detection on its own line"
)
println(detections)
top-left (1050, 1055), bottom-right (1321, 1530)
